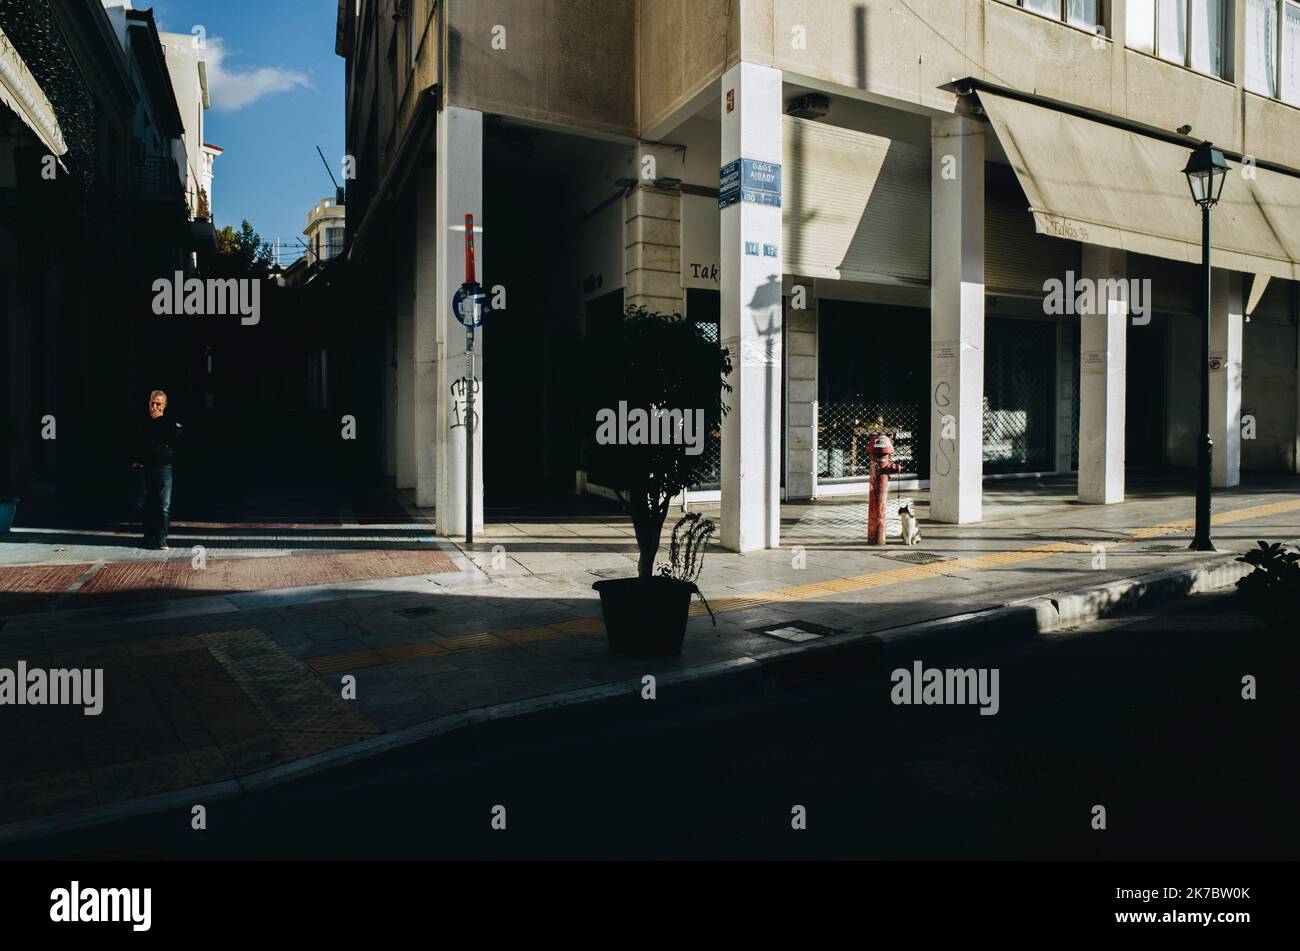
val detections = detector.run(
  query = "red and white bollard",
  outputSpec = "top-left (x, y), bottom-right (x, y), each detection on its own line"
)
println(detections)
top-left (867, 431), bottom-right (903, 545)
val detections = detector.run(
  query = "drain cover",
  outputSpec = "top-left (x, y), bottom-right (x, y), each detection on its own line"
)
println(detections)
top-left (875, 550), bottom-right (949, 565)
top-left (750, 620), bottom-right (840, 642)
top-left (1143, 544), bottom-right (1181, 552)
top-left (396, 605), bottom-right (439, 618)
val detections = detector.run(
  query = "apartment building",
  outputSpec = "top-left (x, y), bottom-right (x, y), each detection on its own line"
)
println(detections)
top-left (0, 0), bottom-right (212, 506)
top-left (337, 0), bottom-right (1300, 549)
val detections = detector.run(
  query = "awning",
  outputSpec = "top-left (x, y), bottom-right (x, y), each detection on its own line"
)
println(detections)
top-left (0, 23), bottom-right (66, 157)
top-left (978, 90), bottom-right (1300, 281)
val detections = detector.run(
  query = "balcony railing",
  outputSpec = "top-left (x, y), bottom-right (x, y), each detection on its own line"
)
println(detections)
top-left (133, 157), bottom-right (184, 203)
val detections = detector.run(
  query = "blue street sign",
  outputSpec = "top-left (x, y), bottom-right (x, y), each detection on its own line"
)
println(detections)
top-left (453, 282), bottom-right (489, 327)
top-left (719, 158), bottom-right (782, 209)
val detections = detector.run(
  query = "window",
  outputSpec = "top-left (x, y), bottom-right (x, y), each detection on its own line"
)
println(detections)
top-left (1129, 0), bottom-right (1157, 51)
top-left (1286, 0), bottom-right (1300, 103)
top-left (1018, 0), bottom-right (1103, 28)
top-left (1247, 0), bottom-right (1300, 101)
top-left (1129, 0), bottom-right (1229, 77)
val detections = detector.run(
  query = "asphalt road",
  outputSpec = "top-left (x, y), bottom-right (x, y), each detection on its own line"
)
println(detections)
top-left (2, 591), bottom-right (1296, 861)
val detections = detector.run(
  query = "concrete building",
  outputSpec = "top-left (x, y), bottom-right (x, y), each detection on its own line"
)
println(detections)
top-left (306, 195), bottom-right (347, 265)
top-left (1, 0), bottom-right (165, 505)
top-left (282, 195), bottom-right (346, 286)
top-left (337, 0), bottom-right (1300, 548)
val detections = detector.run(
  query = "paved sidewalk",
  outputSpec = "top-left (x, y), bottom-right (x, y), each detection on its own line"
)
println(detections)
top-left (1, 474), bottom-right (1298, 840)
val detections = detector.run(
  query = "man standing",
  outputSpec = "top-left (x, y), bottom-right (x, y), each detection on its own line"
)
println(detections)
top-left (131, 390), bottom-right (181, 550)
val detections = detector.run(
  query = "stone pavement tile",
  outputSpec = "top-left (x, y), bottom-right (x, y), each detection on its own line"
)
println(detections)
top-left (0, 769), bottom-right (98, 826)
top-left (410, 668), bottom-right (536, 708)
top-left (5, 732), bottom-right (85, 777)
top-left (91, 751), bottom-right (201, 804)
top-left (448, 644), bottom-right (573, 674)
top-left (283, 730), bottom-right (369, 759)
top-left (126, 635), bottom-right (203, 659)
top-left (45, 644), bottom-right (133, 669)
top-left (0, 635), bottom-right (51, 658)
top-left (388, 655), bottom-right (463, 679)
top-left (356, 695), bottom-right (454, 732)
top-left (217, 732), bottom-right (298, 776)
top-left (183, 748), bottom-right (233, 784)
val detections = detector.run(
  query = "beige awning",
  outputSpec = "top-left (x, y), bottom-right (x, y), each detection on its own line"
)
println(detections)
top-left (0, 23), bottom-right (66, 158)
top-left (979, 91), bottom-right (1300, 281)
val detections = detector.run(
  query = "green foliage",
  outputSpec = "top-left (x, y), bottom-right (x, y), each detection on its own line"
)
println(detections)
top-left (658, 513), bottom-right (718, 623)
top-left (214, 220), bottom-right (275, 278)
top-left (1234, 540), bottom-right (1300, 617)
top-left (658, 512), bottom-right (717, 584)
top-left (584, 305), bottom-right (732, 578)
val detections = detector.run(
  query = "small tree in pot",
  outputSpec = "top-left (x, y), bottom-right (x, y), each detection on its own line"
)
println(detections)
top-left (585, 306), bottom-right (732, 656)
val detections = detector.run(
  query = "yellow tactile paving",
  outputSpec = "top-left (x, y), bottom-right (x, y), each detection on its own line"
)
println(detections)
top-left (302, 496), bottom-right (1300, 676)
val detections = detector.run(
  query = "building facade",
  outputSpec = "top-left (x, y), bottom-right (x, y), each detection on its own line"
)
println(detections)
top-left (337, 0), bottom-right (1300, 548)
top-left (0, 0), bottom-right (219, 507)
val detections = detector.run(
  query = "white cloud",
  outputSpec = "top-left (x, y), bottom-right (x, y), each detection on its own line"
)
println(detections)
top-left (202, 36), bottom-right (312, 111)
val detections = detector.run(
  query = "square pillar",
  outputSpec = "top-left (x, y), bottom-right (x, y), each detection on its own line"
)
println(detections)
top-left (720, 61), bottom-right (783, 552)
top-left (396, 263), bottom-right (416, 492)
top-left (1077, 245), bottom-right (1127, 504)
top-left (1054, 320), bottom-right (1076, 473)
top-left (785, 281), bottom-right (818, 500)
top-left (412, 158), bottom-right (440, 507)
top-left (929, 114), bottom-right (984, 523)
top-left (1211, 268), bottom-right (1244, 488)
top-left (434, 106), bottom-right (484, 535)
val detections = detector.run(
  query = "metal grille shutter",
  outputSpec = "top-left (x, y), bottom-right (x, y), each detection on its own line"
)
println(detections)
top-left (782, 116), bottom-right (930, 286)
top-left (985, 164), bottom-right (1079, 297)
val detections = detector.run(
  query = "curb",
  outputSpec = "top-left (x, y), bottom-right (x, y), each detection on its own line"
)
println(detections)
top-left (0, 546), bottom-right (1261, 847)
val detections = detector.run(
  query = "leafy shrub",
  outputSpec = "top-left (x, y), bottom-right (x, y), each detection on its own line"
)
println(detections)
top-left (1234, 540), bottom-right (1300, 615)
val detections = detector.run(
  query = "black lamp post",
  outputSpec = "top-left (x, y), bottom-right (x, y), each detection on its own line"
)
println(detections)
top-left (1181, 142), bottom-right (1230, 552)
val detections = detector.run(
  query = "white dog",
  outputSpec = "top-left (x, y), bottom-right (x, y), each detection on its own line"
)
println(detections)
top-left (898, 502), bottom-right (922, 546)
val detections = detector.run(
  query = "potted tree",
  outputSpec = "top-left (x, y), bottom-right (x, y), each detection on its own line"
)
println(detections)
top-left (585, 306), bottom-right (732, 656)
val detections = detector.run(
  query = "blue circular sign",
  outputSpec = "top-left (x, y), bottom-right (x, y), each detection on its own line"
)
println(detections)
top-left (453, 282), bottom-right (489, 328)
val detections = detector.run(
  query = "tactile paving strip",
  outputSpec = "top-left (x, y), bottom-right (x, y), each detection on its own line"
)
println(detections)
top-left (198, 628), bottom-right (377, 759)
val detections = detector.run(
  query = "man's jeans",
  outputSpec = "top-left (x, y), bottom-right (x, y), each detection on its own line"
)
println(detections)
top-left (142, 464), bottom-right (173, 544)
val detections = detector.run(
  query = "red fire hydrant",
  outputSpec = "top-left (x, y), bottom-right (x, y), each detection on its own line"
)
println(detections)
top-left (867, 422), bottom-right (903, 546)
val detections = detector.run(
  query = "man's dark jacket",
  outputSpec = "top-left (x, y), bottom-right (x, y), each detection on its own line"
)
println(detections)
top-left (133, 416), bottom-right (182, 466)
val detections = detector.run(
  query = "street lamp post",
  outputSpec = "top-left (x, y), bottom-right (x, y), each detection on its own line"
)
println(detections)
top-left (1181, 142), bottom-right (1230, 552)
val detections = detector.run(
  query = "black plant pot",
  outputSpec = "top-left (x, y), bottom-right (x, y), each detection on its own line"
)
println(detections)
top-left (592, 576), bottom-right (696, 657)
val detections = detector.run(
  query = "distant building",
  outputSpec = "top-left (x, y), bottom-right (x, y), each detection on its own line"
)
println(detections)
top-left (284, 196), bottom-right (346, 287)
top-left (306, 195), bottom-right (346, 264)
top-left (198, 142), bottom-right (222, 219)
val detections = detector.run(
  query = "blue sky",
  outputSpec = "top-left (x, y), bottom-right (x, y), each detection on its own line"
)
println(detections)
top-left (148, 0), bottom-right (345, 265)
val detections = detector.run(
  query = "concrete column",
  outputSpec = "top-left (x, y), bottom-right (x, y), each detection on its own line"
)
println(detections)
top-left (1210, 268), bottom-right (1244, 488)
top-left (624, 172), bottom-right (682, 314)
top-left (929, 114), bottom-right (984, 523)
top-left (412, 159), bottom-right (440, 507)
top-left (395, 263), bottom-right (416, 492)
top-left (1077, 245), bottom-right (1127, 503)
top-left (434, 106), bottom-right (483, 536)
top-left (785, 281), bottom-right (817, 500)
top-left (719, 61), bottom-right (783, 552)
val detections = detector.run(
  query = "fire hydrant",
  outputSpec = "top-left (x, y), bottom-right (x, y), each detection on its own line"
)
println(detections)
top-left (867, 423), bottom-right (903, 546)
